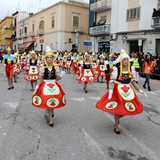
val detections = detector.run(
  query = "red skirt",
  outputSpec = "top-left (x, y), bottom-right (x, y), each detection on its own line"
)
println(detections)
top-left (96, 83), bottom-right (144, 115)
top-left (76, 69), bottom-right (97, 82)
top-left (96, 65), bottom-right (105, 76)
top-left (24, 66), bottom-right (39, 81)
top-left (105, 74), bottom-right (110, 80)
top-left (32, 80), bottom-right (66, 110)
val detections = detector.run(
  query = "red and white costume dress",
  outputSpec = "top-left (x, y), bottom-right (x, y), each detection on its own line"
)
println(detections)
top-left (64, 57), bottom-right (71, 69)
top-left (32, 66), bottom-right (66, 110)
top-left (96, 61), bottom-right (105, 76)
top-left (96, 65), bottom-right (143, 115)
top-left (105, 61), bottom-right (114, 80)
top-left (71, 57), bottom-right (78, 74)
top-left (76, 61), bottom-right (97, 82)
top-left (24, 59), bottom-right (39, 81)
top-left (13, 63), bottom-right (21, 75)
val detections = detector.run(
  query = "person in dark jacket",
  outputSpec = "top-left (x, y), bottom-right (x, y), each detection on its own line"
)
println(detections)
top-left (152, 8), bottom-right (158, 25)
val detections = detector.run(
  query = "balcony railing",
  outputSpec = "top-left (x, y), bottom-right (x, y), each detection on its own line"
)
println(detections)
top-left (71, 26), bottom-right (84, 33)
top-left (4, 24), bottom-right (15, 29)
top-left (4, 35), bottom-right (12, 39)
top-left (16, 34), bottom-right (22, 39)
top-left (22, 33), bottom-right (28, 38)
top-left (90, 0), bottom-right (111, 12)
top-left (151, 17), bottom-right (160, 28)
top-left (90, 24), bottom-right (110, 36)
top-left (37, 29), bottom-right (44, 35)
top-left (29, 31), bottom-right (35, 37)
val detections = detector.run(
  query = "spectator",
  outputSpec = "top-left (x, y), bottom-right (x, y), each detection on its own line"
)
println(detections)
top-left (152, 8), bottom-right (158, 25)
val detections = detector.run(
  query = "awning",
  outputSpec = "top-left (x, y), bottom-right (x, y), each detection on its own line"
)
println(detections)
top-left (123, 38), bottom-right (147, 42)
top-left (18, 41), bottom-right (33, 49)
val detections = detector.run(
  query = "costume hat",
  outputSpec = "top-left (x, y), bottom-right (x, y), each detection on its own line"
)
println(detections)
top-left (114, 49), bottom-right (132, 64)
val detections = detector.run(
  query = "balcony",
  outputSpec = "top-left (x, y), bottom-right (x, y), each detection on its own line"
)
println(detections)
top-left (22, 33), bottom-right (28, 38)
top-left (36, 29), bottom-right (44, 35)
top-left (4, 35), bottom-right (12, 39)
top-left (90, 0), bottom-right (111, 12)
top-left (89, 24), bottom-right (110, 36)
top-left (29, 31), bottom-right (35, 37)
top-left (151, 17), bottom-right (160, 29)
top-left (4, 24), bottom-right (15, 29)
top-left (71, 26), bottom-right (84, 33)
top-left (16, 34), bottom-right (22, 39)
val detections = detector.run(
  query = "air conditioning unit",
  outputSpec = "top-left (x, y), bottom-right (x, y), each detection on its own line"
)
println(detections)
top-left (68, 38), bottom-right (72, 43)
top-left (110, 34), bottom-right (117, 40)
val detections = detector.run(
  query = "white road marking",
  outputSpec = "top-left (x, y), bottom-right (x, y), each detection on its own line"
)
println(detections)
top-left (146, 92), bottom-right (159, 95)
top-left (3, 102), bottom-right (19, 109)
top-left (103, 112), bottom-right (160, 160)
top-left (80, 128), bottom-right (109, 159)
top-left (70, 98), bottom-right (85, 102)
top-left (88, 97), bottom-right (101, 101)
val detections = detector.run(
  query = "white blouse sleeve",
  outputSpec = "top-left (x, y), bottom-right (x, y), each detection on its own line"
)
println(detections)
top-left (109, 66), bottom-right (118, 83)
top-left (131, 65), bottom-right (136, 81)
top-left (39, 67), bottom-right (44, 76)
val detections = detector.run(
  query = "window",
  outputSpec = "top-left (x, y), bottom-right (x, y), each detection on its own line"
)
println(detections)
top-left (24, 26), bottom-right (27, 33)
top-left (73, 16), bottom-right (79, 27)
top-left (101, 16), bottom-right (106, 22)
top-left (39, 20), bottom-right (44, 29)
top-left (32, 23), bottom-right (34, 32)
top-left (14, 18), bottom-right (17, 27)
top-left (51, 16), bottom-right (55, 28)
top-left (127, 7), bottom-right (140, 21)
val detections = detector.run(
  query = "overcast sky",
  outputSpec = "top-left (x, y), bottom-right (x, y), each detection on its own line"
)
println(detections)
top-left (0, 0), bottom-right (89, 19)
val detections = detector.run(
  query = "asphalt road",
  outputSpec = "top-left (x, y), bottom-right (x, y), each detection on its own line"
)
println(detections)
top-left (0, 63), bottom-right (160, 160)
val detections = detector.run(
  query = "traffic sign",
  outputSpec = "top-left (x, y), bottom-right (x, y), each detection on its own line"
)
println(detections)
top-left (138, 39), bottom-right (142, 46)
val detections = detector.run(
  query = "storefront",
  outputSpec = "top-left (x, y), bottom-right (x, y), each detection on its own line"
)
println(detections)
top-left (98, 42), bottom-right (110, 53)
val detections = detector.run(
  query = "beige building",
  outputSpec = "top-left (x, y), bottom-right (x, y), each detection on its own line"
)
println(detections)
top-left (13, 1), bottom-right (90, 53)
top-left (0, 16), bottom-right (14, 50)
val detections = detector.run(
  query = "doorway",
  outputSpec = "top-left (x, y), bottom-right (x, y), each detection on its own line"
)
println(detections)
top-left (129, 41), bottom-right (143, 53)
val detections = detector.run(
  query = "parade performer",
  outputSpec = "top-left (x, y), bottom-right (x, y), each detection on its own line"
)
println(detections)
top-left (32, 46), bottom-right (66, 127)
top-left (91, 52), bottom-right (97, 71)
top-left (96, 49), bottom-right (147, 134)
top-left (96, 54), bottom-right (105, 82)
top-left (64, 53), bottom-right (72, 74)
top-left (76, 52), bottom-right (97, 93)
top-left (21, 52), bottom-right (28, 70)
top-left (2, 46), bottom-right (15, 90)
top-left (71, 53), bottom-right (78, 78)
top-left (105, 54), bottom-right (114, 89)
top-left (142, 53), bottom-right (154, 91)
top-left (24, 51), bottom-right (39, 91)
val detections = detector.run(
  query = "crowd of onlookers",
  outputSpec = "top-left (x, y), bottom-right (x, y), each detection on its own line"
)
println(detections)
top-left (129, 51), bottom-right (160, 77)
top-left (92, 19), bottom-right (110, 27)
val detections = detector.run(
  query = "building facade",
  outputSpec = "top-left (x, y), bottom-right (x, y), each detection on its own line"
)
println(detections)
top-left (0, 16), bottom-right (14, 50)
top-left (12, 11), bottom-right (30, 51)
top-left (89, 0), bottom-right (160, 54)
top-left (13, 1), bottom-right (90, 53)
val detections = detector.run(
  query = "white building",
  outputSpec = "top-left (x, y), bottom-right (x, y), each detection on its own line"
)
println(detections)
top-left (89, 0), bottom-right (160, 54)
